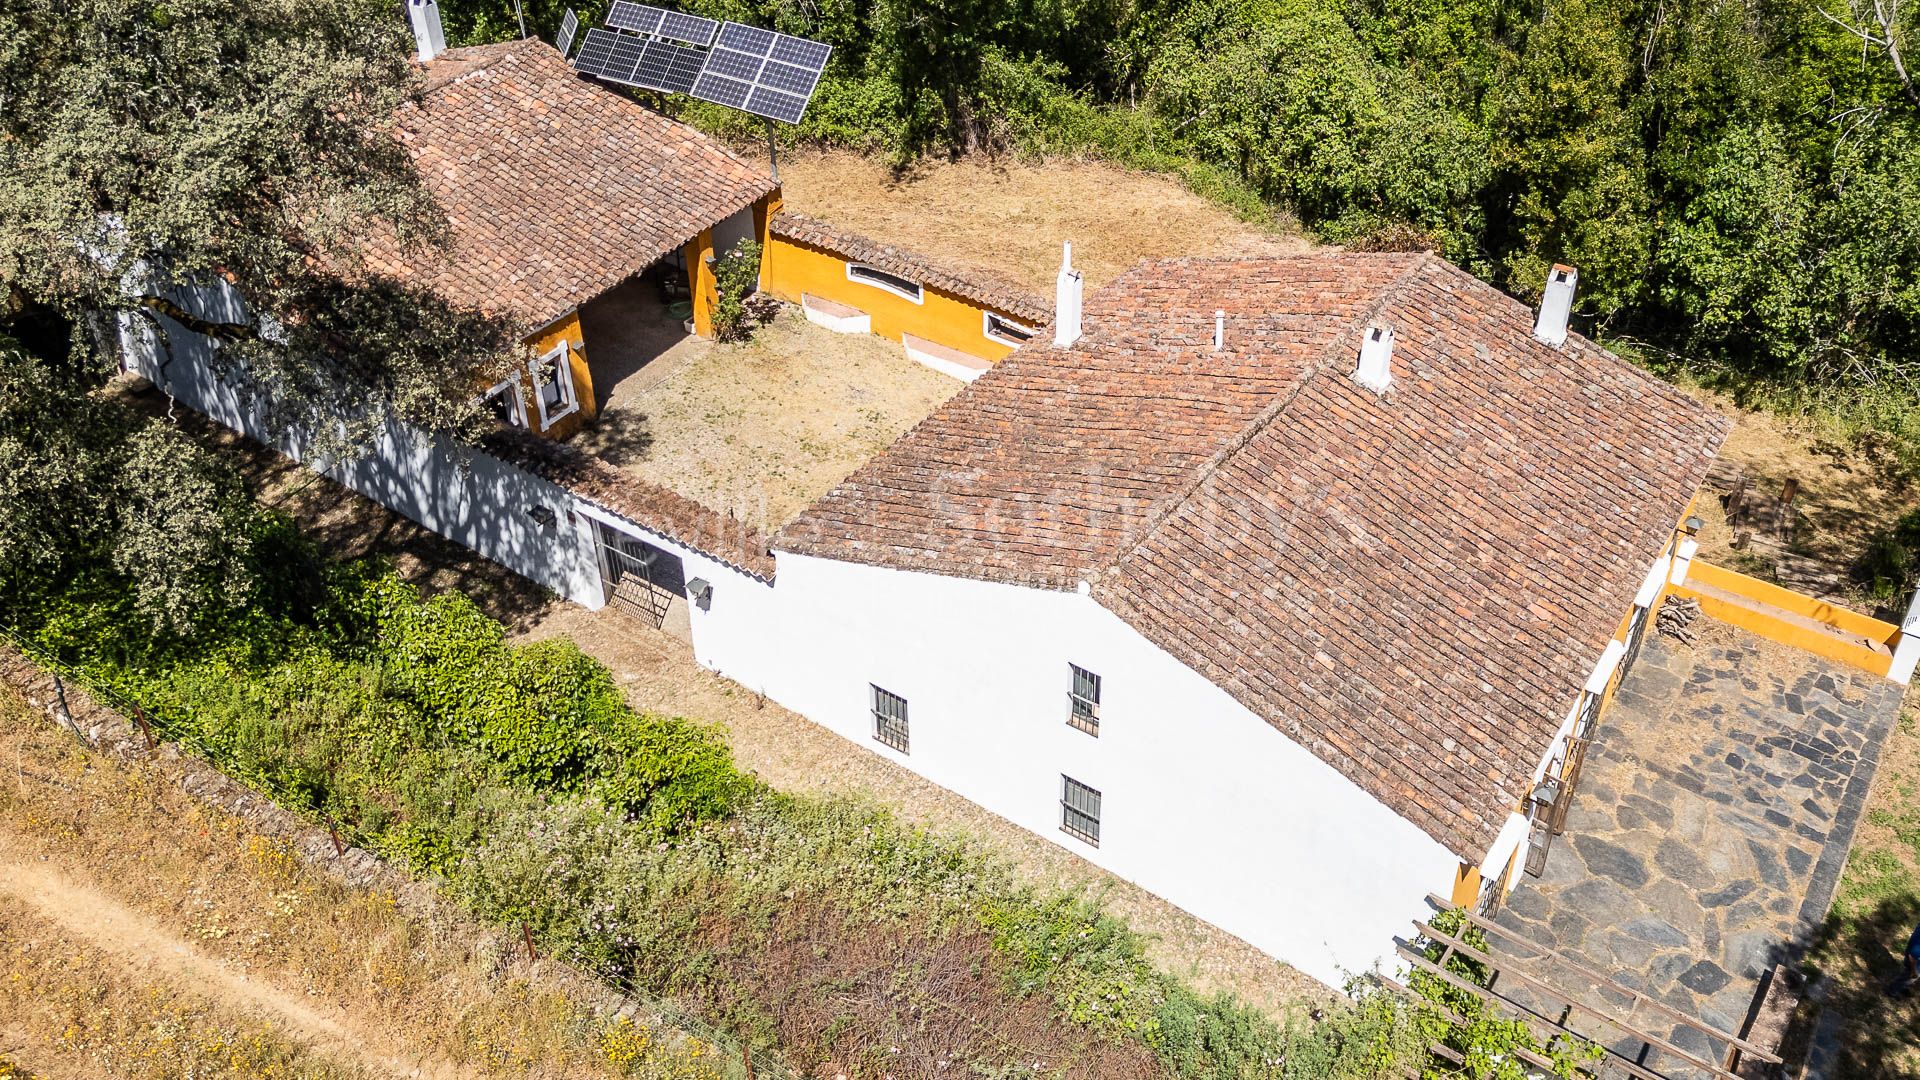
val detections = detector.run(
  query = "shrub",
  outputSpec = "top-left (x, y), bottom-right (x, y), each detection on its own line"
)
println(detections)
top-left (710, 239), bottom-right (765, 342)
top-left (1857, 506), bottom-right (1920, 610)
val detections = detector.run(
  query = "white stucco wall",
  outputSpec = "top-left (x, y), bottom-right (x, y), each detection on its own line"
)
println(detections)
top-left (119, 274), bottom-right (1460, 984)
top-left (119, 278), bottom-right (605, 610)
top-left (707, 551), bottom-right (1459, 986)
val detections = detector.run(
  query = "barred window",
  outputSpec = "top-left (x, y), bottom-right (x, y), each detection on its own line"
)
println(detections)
top-left (847, 263), bottom-right (924, 303)
top-left (1060, 776), bottom-right (1101, 846)
top-left (1068, 664), bottom-right (1100, 736)
top-left (870, 685), bottom-right (909, 753)
top-left (984, 311), bottom-right (1037, 346)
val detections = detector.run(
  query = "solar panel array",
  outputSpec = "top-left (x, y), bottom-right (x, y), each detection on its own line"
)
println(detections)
top-left (556, 7), bottom-right (579, 58)
top-left (572, 5), bottom-right (833, 124)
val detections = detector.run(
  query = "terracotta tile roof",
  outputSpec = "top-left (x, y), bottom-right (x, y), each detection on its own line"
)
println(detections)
top-left (370, 39), bottom-right (775, 331)
top-left (484, 427), bottom-right (775, 581)
top-left (778, 253), bottom-right (1730, 859)
top-left (770, 211), bottom-right (1053, 326)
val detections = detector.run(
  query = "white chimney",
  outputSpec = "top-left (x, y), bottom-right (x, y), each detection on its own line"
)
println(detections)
top-left (1533, 263), bottom-right (1577, 346)
top-left (408, 0), bottom-right (447, 62)
top-left (1354, 324), bottom-right (1393, 392)
top-left (1053, 241), bottom-right (1082, 348)
top-left (1213, 310), bottom-right (1225, 351)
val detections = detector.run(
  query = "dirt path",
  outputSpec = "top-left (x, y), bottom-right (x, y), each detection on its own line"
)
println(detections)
top-left (0, 849), bottom-right (465, 1080)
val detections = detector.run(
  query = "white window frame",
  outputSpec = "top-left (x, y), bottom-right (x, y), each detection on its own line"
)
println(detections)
top-left (481, 376), bottom-right (526, 429)
top-left (983, 311), bottom-right (1036, 347)
top-left (530, 341), bottom-right (579, 432)
top-left (846, 263), bottom-right (924, 304)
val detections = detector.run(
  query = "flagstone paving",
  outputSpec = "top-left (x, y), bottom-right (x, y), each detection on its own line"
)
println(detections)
top-left (1491, 623), bottom-right (1903, 1068)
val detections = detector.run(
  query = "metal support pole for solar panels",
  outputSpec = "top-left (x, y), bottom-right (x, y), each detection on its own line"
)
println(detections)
top-left (764, 118), bottom-right (780, 182)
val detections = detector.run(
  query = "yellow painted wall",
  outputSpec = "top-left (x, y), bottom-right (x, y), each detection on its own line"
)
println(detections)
top-left (1672, 562), bottom-right (1897, 676)
top-left (761, 234), bottom-right (1032, 364)
top-left (504, 311), bottom-right (595, 442)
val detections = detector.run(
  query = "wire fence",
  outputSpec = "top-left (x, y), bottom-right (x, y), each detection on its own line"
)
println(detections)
top-left (0, 622), bottom-right (799, 1080)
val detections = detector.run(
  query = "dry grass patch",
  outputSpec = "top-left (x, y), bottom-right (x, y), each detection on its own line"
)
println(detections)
top-left (0, 689), bottom-right (730, 1080)
top-left (575, 305), bottom-right (961, 533)
top-left (1680, 386), bottom-right (1913, 593)
top-left (777, 150), bottom-right (1310, 294)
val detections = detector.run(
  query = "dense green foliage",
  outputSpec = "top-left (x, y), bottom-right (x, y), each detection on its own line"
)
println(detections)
top-left (1858, 505), bottom-right (1920, 607)
top-left (449, 0), bottom-right (1920, 465)
top-left (0, 0), bottom-right (517, 458)
top-left (6, 441), bottom-right (1522, 1076)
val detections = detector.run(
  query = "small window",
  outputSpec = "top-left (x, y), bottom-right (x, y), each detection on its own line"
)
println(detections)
top-left (984, 311), bottom-right (1036, 347)
top-left (530, 342), bottom-right (579, 431)
top-left (1061, 776), bottom-right (1101, 846)
top-left (1068, 664), bottom-right (1100, 736)
top-left (871, 685), bottom-right (909, 753)
top-left (847, 263), bottom-right (924, 304)
top-left (482, 377), bottom-right (525, 429)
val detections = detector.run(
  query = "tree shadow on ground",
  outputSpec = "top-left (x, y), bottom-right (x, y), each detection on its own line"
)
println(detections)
top-left (1787, 893), bottom-right (1920, 1078)
top-left (123, 386), bottom-right (558, 633)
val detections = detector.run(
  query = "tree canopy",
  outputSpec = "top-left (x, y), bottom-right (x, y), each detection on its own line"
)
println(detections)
top-left (0, 0), bottom-right (518, 642)
top-left (0, 0), bottom-right (517, 458)
top-left (453, 0), bottom-right (1920, 466)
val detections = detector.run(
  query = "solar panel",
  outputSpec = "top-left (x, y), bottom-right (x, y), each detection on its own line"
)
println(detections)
top-left (690, 71), bottom-right (753, 108)
top-left (605, 1), bottom-right (664, 35)
top-left (571, 26), bottom-right (619, 75)
top-left (701, 46), bottom-right (764, 82)
top-left (603, 31), bottom-right (648, 82)
top-left (758, 60), bottom-right (821, 96)
top-left (714, 22), bottom-right (775, 55)
top-left (698, 22), bottom-right (832, 123)
top-left (745, 85), bottom-right (809, 124)
top-left (769, 35), bottom-right (831, 69)
top-left (578, 10), bottom-right (832, 125)
top-left (658, 10), bottom-right (719, 46)
top-left (556, 8), bottom-right (579, 57)
top-left (633, 38), bottom-right (705, 94)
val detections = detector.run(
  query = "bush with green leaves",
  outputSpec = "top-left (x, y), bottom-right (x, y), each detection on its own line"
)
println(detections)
top-left (710, 239), bottom-right (765, 342)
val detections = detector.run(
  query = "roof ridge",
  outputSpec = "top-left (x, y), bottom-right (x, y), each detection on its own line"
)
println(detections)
top-left (1084, 252), bottom-right (1436, 591)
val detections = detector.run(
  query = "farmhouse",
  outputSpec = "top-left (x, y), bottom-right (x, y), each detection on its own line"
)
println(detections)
top-left (130, 23), bottom-right (1879, 986)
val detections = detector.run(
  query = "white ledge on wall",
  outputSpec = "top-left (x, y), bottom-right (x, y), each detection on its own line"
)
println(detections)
top-left (903, 333), bottom-right (990, 383)
top-left (801, 293), bottom-right (872, 335)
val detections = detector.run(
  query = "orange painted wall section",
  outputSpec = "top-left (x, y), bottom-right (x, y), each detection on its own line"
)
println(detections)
top-left (761, 235), bottom-right (1031, 364)
top-left (1683, 560), bottom-right (1899, 645)
top-left (1673, 562), bottom-right (1896, 677)
top-left (506, 311), bottom-right (595, 442)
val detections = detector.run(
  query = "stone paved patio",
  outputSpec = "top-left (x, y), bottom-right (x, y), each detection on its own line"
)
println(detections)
top-left (1490, 622), bottom-right (1904, 1068)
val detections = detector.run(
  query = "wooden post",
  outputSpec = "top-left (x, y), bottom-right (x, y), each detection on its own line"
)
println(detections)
top-left (521, 921), bottom-right (537, 964)
top-left (323, 815), bottom-right (345, 856)
top-left (132, 704), bottom-right (156, 751)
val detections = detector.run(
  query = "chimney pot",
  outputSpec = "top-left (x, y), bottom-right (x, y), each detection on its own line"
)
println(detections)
top-left (1053, 241), bottom-right (1082, 348)
top-left (1533, 263), bottom-right (1578, 347)
top-left (1213, 310), bottom-right (1225, 351)
top-left (408, 0), bottom-right (447, 62)
top-left (1354, 324), bottom-right (1393, 392)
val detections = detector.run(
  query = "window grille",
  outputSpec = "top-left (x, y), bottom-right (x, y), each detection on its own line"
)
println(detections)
top-left (984, 311), bottom-right (1036, 346)
top-left (1060, 775), bottom-right (1101, 846)
top-left (846, 263), bottom-right (924, 303)
top-left (1068, 664), bottom-right (1100, 736)
top-left (870, 685), bottom-right (909, 753)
